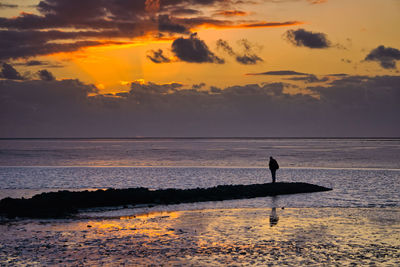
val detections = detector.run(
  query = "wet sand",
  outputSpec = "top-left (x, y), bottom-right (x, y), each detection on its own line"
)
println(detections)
top-left (1, 207), bottom-right (399, 266)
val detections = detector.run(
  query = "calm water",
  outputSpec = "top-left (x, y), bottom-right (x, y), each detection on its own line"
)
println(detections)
top-left (0, 138), bottom-right (399, 209)
top-left (1, 138), bottom-right (399, 266)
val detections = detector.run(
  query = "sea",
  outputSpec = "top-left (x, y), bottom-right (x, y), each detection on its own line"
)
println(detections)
top-left (0, 138), bottom-right (399, 265)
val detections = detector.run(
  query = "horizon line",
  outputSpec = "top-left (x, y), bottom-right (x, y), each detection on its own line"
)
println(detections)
top-left (0, 136), bottom-right (399, 140)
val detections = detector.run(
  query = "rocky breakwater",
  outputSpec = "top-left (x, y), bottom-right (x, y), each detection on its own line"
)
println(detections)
top-left (0, 182), bottom-right (331, 218)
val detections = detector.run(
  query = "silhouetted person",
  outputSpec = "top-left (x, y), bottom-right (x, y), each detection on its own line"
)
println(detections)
top-left (269, 156), bottom-right (279, 183)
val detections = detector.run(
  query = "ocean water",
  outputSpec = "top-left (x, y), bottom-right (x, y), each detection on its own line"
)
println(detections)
top-left (0, 138), bottom-right (399, 209)
top-left (0, 138), bottom-right (399, 265)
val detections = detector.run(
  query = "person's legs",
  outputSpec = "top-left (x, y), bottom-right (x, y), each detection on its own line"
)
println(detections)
top-left (271, 169), bottom-right (276, 183)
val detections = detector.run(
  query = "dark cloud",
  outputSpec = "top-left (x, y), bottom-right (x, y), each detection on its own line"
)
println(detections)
top-left (246, 70), bottom-right (309, 76)
top-left (23, 60), bottom-right (48, 66)
top-left (193, 83), bottom-right (206, 89)
top-left (1, 75), bottom-right (399, 137)
top-left (169, 7), bottom-right (201, 15)
top-left (217, 39), bottom-right (263, 65)
top-left (235, 21), bottom-right (302, 29)
top-left (171, 33), bottom-right (224, 63)
top-left (0, 3), bottom-right (18, 9)
top-left (210, 86), bottom-right (222, 93)
top-left (14, 60), bottom-right (65, 68)
top-left (285, 28), bottom-right (331, 48)
top-left (0, 0), bottom-right (302, 60)
top-left (0, 63), bottom-right (24, 80)
top-left (364, 45), bottom-right (400, 69)
top-left (37, 69), bottom-right (55, 81)
top-left (326, 73), bottom-right (348, 77)
top-left (165, 16), bottom-right (302, 32)
top-left (203, 20), bottom-right (303, 29)
top-left (0, 1), bottom-right (150, 59)
top-left (236, 39), bottom-right (263, 65)
top-left (0, 2), bottom-right (300, 31)
top-left (248, 70), bottom-right (336, 83)
top-left (129, 81), bottom-right (183, 96)
top-left (1, 0), bottom-right (234, 32)
top-left (158, 15), bottom-right (190, 34)
top-left (286, 74), bottom-right (329, 83)
top-left (214, 10), bottom-right (248, 16)
top-left (147, 49), bottom-right (171, 63)
top-left (216, 39), bottom-right (235, 56)
top-left (236, 53), bottom-right (262, 65)
top-left (0, 29), bottom-right (126, 60)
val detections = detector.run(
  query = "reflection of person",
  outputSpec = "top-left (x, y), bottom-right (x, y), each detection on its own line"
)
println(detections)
top-left (269, 207), bottom-right (279, 227)
top-left (269, 157), bottom-right (279, 183)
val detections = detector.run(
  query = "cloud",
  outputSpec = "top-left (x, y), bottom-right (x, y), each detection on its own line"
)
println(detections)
top-left (217, 39), bottom-right (263, 65)
top-left (326, 73), bottom-right (348, 77)
top-left (236, 39), bottom-right (263, 65)
top-left (0, 3), bottom-right (18, 9)
top-left (0, 29), bottom-right (129, 60)
top-left (236, 54), bottom-right (263, 65)
top-left (307, 0), bottom-right (327, 4)
top-left (193, 83), bottom-right (206, 89)
top-left (246, 70), bottom-right (328, 83)
top-left (0, 63), bottom-right (24, 80)
top-left (200, 20), bottom-right (303, 29)
top-left (0, 0), bottom-right (303, 60)
top-left (147, 49), bottom-right (171, 63)
top-left (364, 45), bottom-right (400, 69)
top-left (217, 39), bottom-right (235, 56)
top-left (214, 10), bottom-right (248, 16)
top-left (286, 74), bottom-right (328, 83)
top-left (1, 75), bottom-right (399, 137)
top-left (145, 0), bottom-right (160, 13)
top-left (14, 60), bottom-right (65, 68)
top-left (158, 15), bottom-right (190, 34)
top-left (169, 7), bottom-right (201, 15)
top-left (285, 28), bottom-right (331, 48)
top-left (171, 33), bottom-right (224, 63)
top-left (37, 69), bottom-right (56, 81)
top-left (246, 70), bottom-right (309, 76)
top-left (21, 60), bottom-right (48, 66)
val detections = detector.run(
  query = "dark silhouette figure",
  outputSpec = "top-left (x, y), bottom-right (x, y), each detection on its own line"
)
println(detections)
top-left (269, 156), bottom-right (279, 183)
top-left (269, 196), bottom-right (279, 227)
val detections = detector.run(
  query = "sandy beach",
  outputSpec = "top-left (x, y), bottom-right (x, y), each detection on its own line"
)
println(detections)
top-left (1, 207), bottom-right (399, 266)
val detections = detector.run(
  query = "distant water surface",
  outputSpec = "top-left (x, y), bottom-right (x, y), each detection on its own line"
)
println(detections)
top-left (1, 138), bottom-right (399, 168)
top-left (0, 138), bottom-right (399, 209)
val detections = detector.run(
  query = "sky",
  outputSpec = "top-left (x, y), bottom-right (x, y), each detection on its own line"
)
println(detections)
top-left (0, 0), bottom-right (399, 137)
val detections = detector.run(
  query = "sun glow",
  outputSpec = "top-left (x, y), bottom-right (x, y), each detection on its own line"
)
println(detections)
top-left (48, 38), bottom-right (175, 93)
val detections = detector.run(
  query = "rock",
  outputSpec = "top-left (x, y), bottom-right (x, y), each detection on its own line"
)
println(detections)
top-left (0, 182), bottom-right (331, 218)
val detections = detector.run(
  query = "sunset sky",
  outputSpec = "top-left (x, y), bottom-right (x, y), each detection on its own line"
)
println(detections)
top-left (0, 0), bottom-right (399, 137)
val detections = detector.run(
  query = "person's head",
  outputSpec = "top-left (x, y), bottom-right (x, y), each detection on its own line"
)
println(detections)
top-left (270, 156), bottom-right (273, 160)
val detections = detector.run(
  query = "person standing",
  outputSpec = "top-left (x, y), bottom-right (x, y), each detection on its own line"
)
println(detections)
top-left (269, 156), bottom-right (279, 183)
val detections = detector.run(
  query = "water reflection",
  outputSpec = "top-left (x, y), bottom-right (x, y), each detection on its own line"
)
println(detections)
top-left (270, 196), bottom-right (279, 227)
top-left (1, 207), bottom-right (398, 266)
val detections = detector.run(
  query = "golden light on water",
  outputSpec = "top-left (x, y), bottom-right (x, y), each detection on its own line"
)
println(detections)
top-left (2, 208), bottom-right (399, 265)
